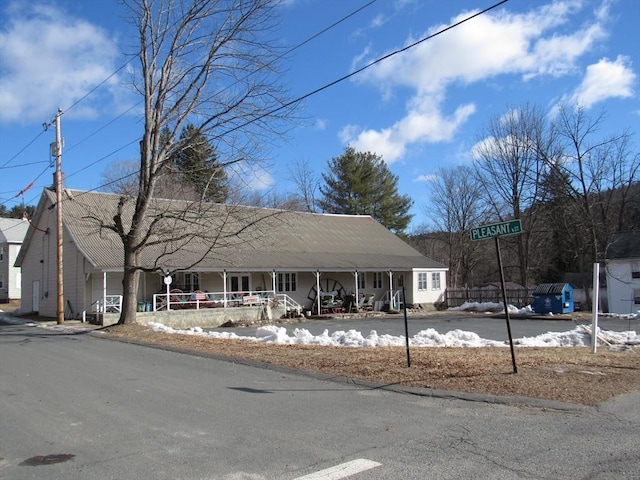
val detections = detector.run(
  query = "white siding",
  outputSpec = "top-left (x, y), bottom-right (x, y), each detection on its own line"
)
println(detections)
top-left (411, 269), bottom-right (447, 305)
top-left (606, 260), bottom-right (640, 314)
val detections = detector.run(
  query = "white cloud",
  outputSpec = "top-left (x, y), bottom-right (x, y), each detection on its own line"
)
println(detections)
top-left (569, 56), bottom-right (636, 108)
top-left (314, 118), bottom-right (327, 131)
top-left (247, 167), bottom-right (274, 191)
top-left (340, 96), bottom-right (476, 163)
top-left (343, 0), bottom-right (611, 161)
top-left (413, 174), bottom-right (438, 183)
top-left (370, 14), bottom-right (387, 29)
top-left (0, 3), bottom-right (123, 124)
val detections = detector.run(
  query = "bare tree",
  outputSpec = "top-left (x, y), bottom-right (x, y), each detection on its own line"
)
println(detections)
top-left (287, 158), bottom-right (319, 212)
top-left (548, 104), bottom-right (640, 265)
top-left (473, 104), bottom-right (555, 287)
top-left (423, 166), bottom-right (487, 287)
top-left (100, 159), bottom-right (139, 196)
top-left (95, 0), bottom-right (292, 324)
top-left (231, 187), bottom-right (307, 210)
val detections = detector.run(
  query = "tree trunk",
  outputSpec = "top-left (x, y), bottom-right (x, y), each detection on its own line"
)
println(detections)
top-left (118, 251), bottom-right (141, 325)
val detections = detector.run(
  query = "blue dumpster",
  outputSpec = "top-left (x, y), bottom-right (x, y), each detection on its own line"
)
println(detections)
top-left (532, 283), bottom-right (574, 314)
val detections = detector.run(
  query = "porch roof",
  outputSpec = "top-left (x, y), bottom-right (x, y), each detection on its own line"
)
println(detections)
top-left (20, 189), bottom-right (447, 273)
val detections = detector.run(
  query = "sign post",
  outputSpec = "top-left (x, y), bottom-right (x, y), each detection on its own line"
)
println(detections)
top-left (471, 220), bottom-right (523, 374)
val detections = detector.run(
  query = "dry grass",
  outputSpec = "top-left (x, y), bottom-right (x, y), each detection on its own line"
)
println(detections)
top-left (100, 323), bottom-right (640, 406)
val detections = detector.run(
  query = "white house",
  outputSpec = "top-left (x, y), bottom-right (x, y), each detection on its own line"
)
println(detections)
top-left (605, 231), bottom-right (640, 314)
top-left (0, 216), bottom-right (30, 303)
top-left (16, 188), bottom-right (448, 324)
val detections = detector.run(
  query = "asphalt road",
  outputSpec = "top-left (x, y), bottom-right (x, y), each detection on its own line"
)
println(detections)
top-left (1, 318), bottom-right (639, 479)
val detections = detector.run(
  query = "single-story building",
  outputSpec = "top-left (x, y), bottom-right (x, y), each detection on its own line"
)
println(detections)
top-left (605, 231), bottom-right (640, 314)
top-left (16, 188), bottom-right (448, 325)
top-left (0, 216), bottom-right (30, 302)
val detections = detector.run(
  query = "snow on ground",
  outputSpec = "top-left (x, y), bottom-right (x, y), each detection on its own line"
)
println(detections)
top-left (145, 302), bottom-right (639, 348)
top-left (3, 303), bottom-right (638, 348)
top-left (147, 323), bottom-right (639, 348)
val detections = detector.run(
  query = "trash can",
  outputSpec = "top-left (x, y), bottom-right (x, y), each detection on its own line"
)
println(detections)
top-left (137, 302), bottom-right (145, 312)
top-left (145, 302), bottom-right (152, 312)
top-left (532, 283), bottom-right (574, 314)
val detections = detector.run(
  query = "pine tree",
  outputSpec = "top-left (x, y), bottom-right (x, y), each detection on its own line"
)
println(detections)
top-left (172, 124), bottom-right (228, 203)
top-left (318, 147), bottom-right (413, 233)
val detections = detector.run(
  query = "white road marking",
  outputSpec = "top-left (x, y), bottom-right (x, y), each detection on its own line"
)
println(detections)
top-left (294, 458), bottom-right (382, 480)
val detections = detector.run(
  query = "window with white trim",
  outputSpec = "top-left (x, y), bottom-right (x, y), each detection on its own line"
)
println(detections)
top-left (632, 264), bottom-right (640, 279)
top-left (277, 272), bottom-right (297, 292)
top-left (418, 272), bottom-right (427, 290)
top-left (373, 272), bottom-right (383, 289)
top-left (357, 273), bottom-right (366, 290)
top-left (635, 289), bottom-right (640, 305)
top-left (431, 272), bottom-right (441, 290)
top-left (184, 272), bottom-right (200, 291)
top-left (0, 247), bottom-right (4, 262)
top-left (0, 274), bottom-right (4, 289)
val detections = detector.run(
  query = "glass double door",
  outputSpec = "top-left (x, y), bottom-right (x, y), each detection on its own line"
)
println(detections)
top-left (229, 274), bottom-right (250, 293)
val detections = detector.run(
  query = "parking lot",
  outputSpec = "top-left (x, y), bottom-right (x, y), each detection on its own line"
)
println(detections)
top-left (210, 311), bottom-right (639, 343)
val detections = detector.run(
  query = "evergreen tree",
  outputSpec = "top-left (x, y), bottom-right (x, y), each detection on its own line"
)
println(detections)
top-left (171, 124), bottom-right (228, 203)
top-left (318, 147), bottom-right (413, 233)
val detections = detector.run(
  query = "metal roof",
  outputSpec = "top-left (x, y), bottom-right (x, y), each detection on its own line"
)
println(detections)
top-left (0, 217), bottom-right (30, 244)
top-left (605, 231), bottom-right (640, 260)
top-left (18, 189), bottom-right (447, 273)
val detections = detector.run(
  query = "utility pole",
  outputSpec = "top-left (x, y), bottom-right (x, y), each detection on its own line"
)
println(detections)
top-left (54, 108), bottom-right (64, 325)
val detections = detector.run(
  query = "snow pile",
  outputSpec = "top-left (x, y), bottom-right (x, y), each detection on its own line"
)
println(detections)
top-left (448, 301), bottom-right (534, 315)
top-left (146, 322), bottom-right (639, 348)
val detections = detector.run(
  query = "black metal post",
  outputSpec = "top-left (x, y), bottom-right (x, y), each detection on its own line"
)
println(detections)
top-left (402, 286), bottom-right (411, 367)
top-left (495, 237), bottom-right (518, 374)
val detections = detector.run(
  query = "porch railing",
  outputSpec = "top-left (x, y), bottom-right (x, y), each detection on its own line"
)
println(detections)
top-left (383, 290), bottom-right (404, 310)
top-left (274, 293), bottom-right (302, 315)
top-left (152, 290), bottom-right (301, 312)
top-left (89, 295), bottom-right (123, 313)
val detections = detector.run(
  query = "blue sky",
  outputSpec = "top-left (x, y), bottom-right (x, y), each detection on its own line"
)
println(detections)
top-left (0, 0), bottom-right (638, 230)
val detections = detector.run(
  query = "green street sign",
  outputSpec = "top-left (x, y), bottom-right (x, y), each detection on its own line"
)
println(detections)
top-left (470, 219), bottom-right (523, 241)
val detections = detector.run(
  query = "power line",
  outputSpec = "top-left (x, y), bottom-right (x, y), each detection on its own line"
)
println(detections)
top-left (64, 61), bottom-right (132, 116)
top-left (0, 130), bottom-right (47, 169)
top-left (67, 0), bottom-right (510, 204)
top-left (0, 0), bottom-right (378, 198)
top-left (215, 0), bottom-right (510, 140)
top-left (8, 0), bottom-right (509, 208)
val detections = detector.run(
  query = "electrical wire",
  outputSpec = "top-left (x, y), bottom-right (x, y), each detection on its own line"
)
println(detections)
top-left (0, 130), bottom-right (47, 169)
top-left (1, 0), bottom-right (379, 202)
top-left (86, 0), bottom-right (510, 191)
top-left (7, 0), bottom-right (509, 209)
top-left (215, 0), bottom-right (510, 140)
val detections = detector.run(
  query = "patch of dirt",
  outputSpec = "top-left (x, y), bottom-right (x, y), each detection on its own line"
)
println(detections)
top-left (100, 323), bottom-right (639, 406)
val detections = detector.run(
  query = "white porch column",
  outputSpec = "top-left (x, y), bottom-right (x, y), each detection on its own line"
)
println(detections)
top-left (223, 270), bottom-right (228, 308)
top-left (353, 271), bottom-right (360, 309)
top-left (271, 270), bottom-right (277, 296)
top-left (316, 270), bottom-right (321, 315)
top-left (103, 271), bottom-right (107, 313)
top-left (388, 270), bottom-right (394, 310)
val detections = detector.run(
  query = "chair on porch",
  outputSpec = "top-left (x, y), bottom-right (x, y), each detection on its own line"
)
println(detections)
top-left (359, 293), bottom-right (375, 311)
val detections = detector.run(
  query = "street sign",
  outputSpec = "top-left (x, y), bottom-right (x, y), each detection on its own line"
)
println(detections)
top-left (470, 219), bottom-right (522, 241)
top-left (469, 219), bottom-right (523, 373)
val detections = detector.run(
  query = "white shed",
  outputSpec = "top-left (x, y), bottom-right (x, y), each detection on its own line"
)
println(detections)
top-left (605, 231), bottom-right (640, 314)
